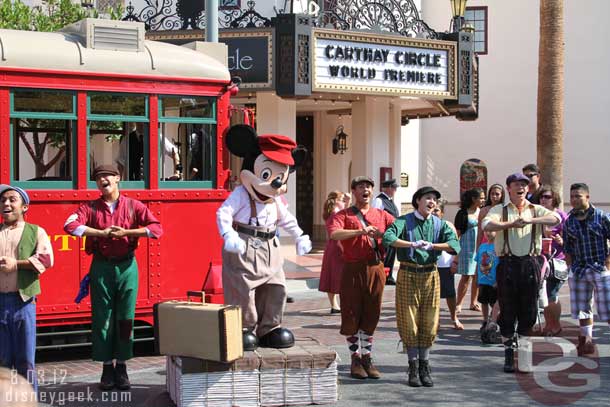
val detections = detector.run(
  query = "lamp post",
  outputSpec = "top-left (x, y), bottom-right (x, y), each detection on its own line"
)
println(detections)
top-left (450, 0), bottom-right (468, 32)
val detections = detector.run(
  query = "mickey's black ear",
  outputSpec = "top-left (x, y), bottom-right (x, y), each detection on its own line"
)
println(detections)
top-left (289, 146), bottom-right (308, 173)
top-left (225, 125), bottom-right (258, 157)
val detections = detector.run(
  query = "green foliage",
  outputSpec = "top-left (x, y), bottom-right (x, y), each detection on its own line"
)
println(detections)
top-left (0, 0), bottom-right (122, 32)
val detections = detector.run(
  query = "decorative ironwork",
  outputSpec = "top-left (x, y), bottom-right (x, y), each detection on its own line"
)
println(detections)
top-left (297, 34), bottom-right (310, 84)
top-left (122, 0), bottom-right (187, 30)
top-left (459, 49), bottom-right (471, 96)
top-left (122, 0), bottom-right (269, 31)
top-left (317, 0), bottom-right (439, 39)
top-left (220, 1), bottom-right (271, 28)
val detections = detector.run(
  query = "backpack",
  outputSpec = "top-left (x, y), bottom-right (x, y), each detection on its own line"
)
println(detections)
top-left (481, 321), bottom-right (501, 344)
top-left (403, 212), bottom-right (442, 257)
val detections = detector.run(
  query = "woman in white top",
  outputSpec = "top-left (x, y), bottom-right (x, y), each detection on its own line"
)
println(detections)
top-left (433, 200), bottom-right (463, 330)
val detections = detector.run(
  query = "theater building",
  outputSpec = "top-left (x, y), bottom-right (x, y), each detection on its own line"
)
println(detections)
top-left (124, 0), bottom-right (479, 240)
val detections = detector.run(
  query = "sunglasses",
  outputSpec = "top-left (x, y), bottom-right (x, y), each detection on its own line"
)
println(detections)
top-left (524, 173), bottom-right (538, 179)
top-left (540, 194), bottom-right (553, 199)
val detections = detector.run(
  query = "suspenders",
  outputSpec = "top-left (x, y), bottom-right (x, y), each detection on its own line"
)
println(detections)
top-left (502, 205), bottom-right (538, 256)
top-left (247, 196), bottom-right (280, 227)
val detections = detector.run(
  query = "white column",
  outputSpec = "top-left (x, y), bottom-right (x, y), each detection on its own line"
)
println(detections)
top-left (255, 91), bottom-right (297, 213)
top-left (389, 101), bottom-right (403, 212)
top-left (399, 118), bottom-right (420, 211)
top-left (350, 96), bottom-right (392, 188)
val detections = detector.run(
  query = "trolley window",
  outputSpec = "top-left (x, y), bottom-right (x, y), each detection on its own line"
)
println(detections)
top-left (158, 96), bottom-right (216, 188)
top-left (87, 93), bottom-right (149, 189)
top-left (10, 89), bottom-right (76, 189)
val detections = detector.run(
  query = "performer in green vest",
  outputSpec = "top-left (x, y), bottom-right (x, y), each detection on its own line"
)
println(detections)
top-left (0, 185), bottom-right (54, 392)
top-left (383, 186), bottom-right (460, 388)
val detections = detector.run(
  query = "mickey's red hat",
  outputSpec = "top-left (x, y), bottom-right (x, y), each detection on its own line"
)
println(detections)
top-left (258, 134), bottom-right (297, 165)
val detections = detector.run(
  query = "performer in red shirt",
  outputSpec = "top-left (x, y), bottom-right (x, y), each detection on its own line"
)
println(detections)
top-left (329, 176), bottom-right (394, 380)
top-left (64, 165), bottom-right (162, 391)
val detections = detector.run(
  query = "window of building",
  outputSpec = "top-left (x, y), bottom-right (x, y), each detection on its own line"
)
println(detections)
top-left (87, 92), bottom-right (149, 189)
top-left (10, 89), bottom-right (76, 188)
top-left (158, 96), bottom-right (216, 188)
top-left (465, 6), bottom-right (488, 55)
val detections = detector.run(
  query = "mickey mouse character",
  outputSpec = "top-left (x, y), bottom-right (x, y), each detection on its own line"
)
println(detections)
top-left (216, 125), bottom-right (312, 350)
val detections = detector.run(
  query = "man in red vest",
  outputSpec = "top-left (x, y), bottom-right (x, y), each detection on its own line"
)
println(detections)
top-left (65, 165), bottom-right (162, 390)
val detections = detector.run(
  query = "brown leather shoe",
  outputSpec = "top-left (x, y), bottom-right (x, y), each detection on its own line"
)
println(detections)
top-left (577, 336), bottom-right (595, 356)
top-left (361, 354), bottom-right (381, 379)
top-left (350, 354), bottom-right (368, 379)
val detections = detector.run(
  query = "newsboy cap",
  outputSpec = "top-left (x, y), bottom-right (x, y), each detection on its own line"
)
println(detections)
top-left (351, 176), bottom-right (375, 190)
top-left (92, 164), bottom-right (120, 178)
top-left (411, 186), bottom-right (441, 209)
top-left (505, 172), bottom-right (530, 185)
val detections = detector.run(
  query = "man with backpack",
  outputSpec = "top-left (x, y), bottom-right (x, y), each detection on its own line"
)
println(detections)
top-left (383, 186), bottom-right (460, 388)
top-left (329, 176), bottom-right (395, 380)
top-left (64, 165), bottom-right (163, 391)
top-left (482, 173), bottom-right (559, 373)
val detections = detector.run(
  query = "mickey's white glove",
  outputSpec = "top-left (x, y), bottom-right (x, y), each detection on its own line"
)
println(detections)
top-left (223, 230), bottom-right (246, 255)
top-left (296, 234), bottom-right (312, 256)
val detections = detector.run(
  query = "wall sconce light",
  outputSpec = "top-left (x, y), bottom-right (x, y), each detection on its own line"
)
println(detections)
top-left (332, 125), bottom-right (348, 155)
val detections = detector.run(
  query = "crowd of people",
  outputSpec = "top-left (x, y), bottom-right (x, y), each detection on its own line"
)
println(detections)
top-left (2, 161), bottom-right (610, 396)
top-left (318, 162), bottom-right (610, 385)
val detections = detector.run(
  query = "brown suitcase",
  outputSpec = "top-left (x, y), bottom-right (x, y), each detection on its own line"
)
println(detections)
top-left (153, 292), bottom-right (243, 362)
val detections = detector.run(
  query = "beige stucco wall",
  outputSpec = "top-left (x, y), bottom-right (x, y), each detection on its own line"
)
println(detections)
top-left (420, 0), bottom-right (610, 215)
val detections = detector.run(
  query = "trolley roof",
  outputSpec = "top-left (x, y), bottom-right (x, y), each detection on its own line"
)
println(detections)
top-left (0, 27), bottom-right (230, 82)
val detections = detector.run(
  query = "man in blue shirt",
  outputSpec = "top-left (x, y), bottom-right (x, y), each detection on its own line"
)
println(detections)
top-left (563, 183), bottom-right (610, 356)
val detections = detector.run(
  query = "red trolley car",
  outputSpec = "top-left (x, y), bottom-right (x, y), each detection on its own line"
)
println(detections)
top-left (0, 19), bottom-right (232, 347)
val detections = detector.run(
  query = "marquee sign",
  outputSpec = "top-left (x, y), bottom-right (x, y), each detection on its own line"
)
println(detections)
top-left (312, 28), bottom-right (457, 99)
top-left (220, 30), bottom-right (273, 89)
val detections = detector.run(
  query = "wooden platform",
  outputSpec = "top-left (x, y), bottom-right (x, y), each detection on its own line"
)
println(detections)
top-left (167, 338), bottom-right (339, 407)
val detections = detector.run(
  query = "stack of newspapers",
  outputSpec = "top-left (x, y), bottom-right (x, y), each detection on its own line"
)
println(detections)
top-left (166, 339), bottom-right (338, 407)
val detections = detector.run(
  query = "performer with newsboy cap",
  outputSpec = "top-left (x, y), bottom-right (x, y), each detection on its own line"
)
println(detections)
top-left (383, 186), bottom-right (460, 388)
top-left (64, 165), bottom-right (163, 391)
top-left (482, 172), bottom-right (559, 373)
top-left (329, 176), bottom-right (395, 380)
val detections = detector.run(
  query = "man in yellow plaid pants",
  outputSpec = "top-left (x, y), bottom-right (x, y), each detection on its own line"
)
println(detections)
top-left (383, 187), bottom-right (460, 387)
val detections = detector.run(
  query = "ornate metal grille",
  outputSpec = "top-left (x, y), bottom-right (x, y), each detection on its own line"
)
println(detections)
top-left (122, 0), bottom-right (270, 31)
top-left (122, 0), bottom-right (437, 38)
top-left (459, 49), bottom-right (471, 96)
top-left (297, 34), bottom-right (310, 84)
top-left (318, 0), bottom-right (439, 39)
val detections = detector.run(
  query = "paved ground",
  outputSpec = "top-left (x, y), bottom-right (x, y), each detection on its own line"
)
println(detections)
top-left (24, 252), bottom-right (610, 406)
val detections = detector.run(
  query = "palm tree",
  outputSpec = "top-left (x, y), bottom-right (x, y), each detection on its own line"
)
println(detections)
top-left (536, 0), bottom-right (564, 201)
